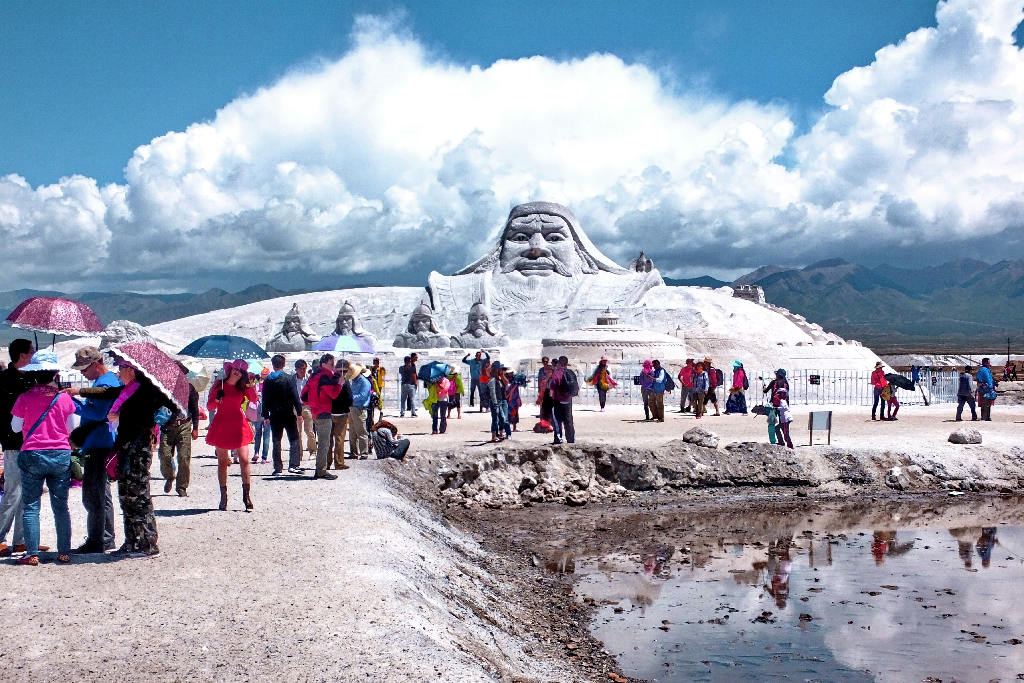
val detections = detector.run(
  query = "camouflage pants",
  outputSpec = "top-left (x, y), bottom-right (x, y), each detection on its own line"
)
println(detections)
top-left (117, 442), bottom-right (159, 554)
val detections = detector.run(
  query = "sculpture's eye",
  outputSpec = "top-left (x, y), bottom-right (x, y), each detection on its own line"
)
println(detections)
top-left (510, 232), bottom-right (529, 242)
top-left (546, 232), bottom-right (566, 242)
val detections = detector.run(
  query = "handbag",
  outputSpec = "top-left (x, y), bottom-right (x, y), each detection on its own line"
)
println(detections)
top-left (154, 406), bottom-right (173, 426)
top-left (632, 375), bottom-right (642, 386)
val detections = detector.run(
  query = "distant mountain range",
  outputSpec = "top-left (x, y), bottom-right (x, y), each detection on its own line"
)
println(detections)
top-left (0, 284), bottom-right (307, 346)
top-left (2, 260), bottom-right (1019, 353)
top-left (672, 258), bottom-right (1024, 353)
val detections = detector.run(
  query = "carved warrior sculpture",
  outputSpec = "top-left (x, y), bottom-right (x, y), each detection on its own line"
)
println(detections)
top-left (333, 300), bottom-right (378, 345)
top-left (266, 303), bottom-right (318, 352)
top-left (450, 301), bottom-right (508, 348)
top-left (393, 302), bottom-right (450, 349)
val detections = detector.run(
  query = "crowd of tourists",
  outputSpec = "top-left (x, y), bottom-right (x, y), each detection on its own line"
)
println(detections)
top-left (2, 335), bottom-right (1012, 566)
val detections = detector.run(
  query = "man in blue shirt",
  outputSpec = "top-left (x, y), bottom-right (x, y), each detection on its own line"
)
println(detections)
top-left (346, 363), bottom-right (373, 458)
top-left (70, 346), bottom-right (121, 553)
top-left (976, 357), bottom-right (998, 421)
top-left (462, 350), bottom-right (490, 407)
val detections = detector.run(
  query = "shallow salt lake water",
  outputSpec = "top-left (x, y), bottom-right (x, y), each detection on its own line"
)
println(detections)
top-left (564, 505), bottom-right (1024, 681)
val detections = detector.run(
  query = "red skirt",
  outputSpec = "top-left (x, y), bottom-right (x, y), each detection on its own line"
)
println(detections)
top-left (206, 406), bottom-right (254, 450)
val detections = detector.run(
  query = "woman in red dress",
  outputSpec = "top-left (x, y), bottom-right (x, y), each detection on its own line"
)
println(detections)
top-left (207, 359), bottom-right (259, 511)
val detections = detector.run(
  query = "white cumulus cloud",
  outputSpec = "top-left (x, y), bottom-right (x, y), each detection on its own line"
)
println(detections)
top-left (1, 0), bottom-right (1023, 291)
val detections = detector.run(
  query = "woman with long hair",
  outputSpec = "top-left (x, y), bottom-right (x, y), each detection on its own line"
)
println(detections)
top-left (206, 359), bottom-right (259, 511)
top-left (73, 356), bottom-right (174, 556)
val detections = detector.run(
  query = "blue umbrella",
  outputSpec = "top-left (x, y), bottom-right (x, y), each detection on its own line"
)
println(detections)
top-left (179, 334), bottom-right (270, 360)
top-left (417, 360), bottom-right (451, 383)
top-left (313, 334), bottom-right (375, 353)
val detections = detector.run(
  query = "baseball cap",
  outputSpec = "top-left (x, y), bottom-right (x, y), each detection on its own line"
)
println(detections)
top-left (72, 346), bottom-right (104, 371)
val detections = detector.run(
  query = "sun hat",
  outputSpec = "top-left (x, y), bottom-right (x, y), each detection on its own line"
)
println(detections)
top-left (642, 359), bottom-right (653, 372)
top-left (732, 360), bottom-right (742, 368)
top-left (874, 361), bottom-right (883, 368)
top-left (344, 362), bottom-right (365, 381)
top-left (23, 350), bottom-right (61, 371)
top-left (776, 368), bottom-right (787, 377)
top-left (704, 356), bottom-right (712, 363)
top-left (71, 346), bottom-right (104, 371)
top-left (223, 359), bottom-right (249, 375)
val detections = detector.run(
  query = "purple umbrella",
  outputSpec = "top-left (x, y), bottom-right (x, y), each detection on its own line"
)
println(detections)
top-left (107, 341), bottom-right (191, 412)
top-left (6, 296), bottom-right (104, 336)
top-left (313, 334), bottom-right (375, 353)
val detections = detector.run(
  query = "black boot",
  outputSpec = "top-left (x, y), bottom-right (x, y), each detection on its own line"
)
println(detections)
top-left (219, 486), bottom-right (228, 511)
top-left (242, 483), bottom-right (253, 512)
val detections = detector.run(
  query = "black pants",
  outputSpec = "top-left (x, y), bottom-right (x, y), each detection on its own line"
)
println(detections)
top-left (469, 378), bottom-right (480, 406)
top-left (597, 388), bottom-right (607, 409)
top-left (872, 387), bottom-right (884, 418)
top-left (81, 448), bottom-right (115, 548)
top-left (552, 402), bottom-right (575, 443)
top-left (270, 413), bottom-right (301, 470)
top-left (956, 395), bottom-right (977, 420)
top-left (117, 443), bottom-right (158, 554)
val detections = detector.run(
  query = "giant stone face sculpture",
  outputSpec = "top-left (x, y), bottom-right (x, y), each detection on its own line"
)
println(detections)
top-left (266, 303), bottom-right (318, 352)
top-left (428, 202), bottom-right (662, 335)
top-left (393, 302), bottom-right (450, 349)
top-left (450, 301), bottom-right (508, 348)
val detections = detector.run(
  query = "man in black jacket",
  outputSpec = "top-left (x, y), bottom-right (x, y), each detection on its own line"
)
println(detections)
top-left (262, 355), bottom-right (304, 475)
top-left (0, 339), bottom-right (35, 556)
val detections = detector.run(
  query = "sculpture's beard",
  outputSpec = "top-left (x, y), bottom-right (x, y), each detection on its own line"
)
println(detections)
top-left (490, 268), bottom-right (579, 312)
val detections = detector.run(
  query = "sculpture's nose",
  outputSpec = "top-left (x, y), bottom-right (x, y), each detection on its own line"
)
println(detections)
top-left (525, 233), bottom-right (549, 257)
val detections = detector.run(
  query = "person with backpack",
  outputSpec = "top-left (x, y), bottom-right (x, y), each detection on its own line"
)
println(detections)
top-left (703, 357), bottom-right (722, 416)
top-left (548, 356), bottom-right (578, 444)
top-left (724, 360), bottom-right (749, 415)
top-left (648, 360), bottom-right (668, 422)
top-left (976, 357), bottom-right (998, 421)
top-left (586, 357), bottom-right (617, 411)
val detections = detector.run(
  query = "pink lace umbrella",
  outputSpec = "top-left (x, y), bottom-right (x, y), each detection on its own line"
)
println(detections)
top-left (6, 296), bottom-right (104, 345)
top-left (107, 341), bottom-right (190, 412)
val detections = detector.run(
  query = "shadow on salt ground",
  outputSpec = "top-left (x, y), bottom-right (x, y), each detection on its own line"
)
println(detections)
top-left (154, 508), bottom-right (212, 517)
top-left (8, 552), bottom-right (131, 565)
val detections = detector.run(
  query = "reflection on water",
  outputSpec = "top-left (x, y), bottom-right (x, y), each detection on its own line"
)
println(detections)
top-left (554, 500), bottom-right (1024, 681)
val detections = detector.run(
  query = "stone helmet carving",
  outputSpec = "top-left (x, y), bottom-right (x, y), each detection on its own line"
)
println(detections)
top-left (407, 302), bottom-right (441, 334)
top-left (463, 301), bottom-right (500, 336)
top-left (334, 299), bottom-right (367, 335)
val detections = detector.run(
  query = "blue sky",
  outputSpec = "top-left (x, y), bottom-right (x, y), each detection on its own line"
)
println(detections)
top-left (1, 0), bottom-right (1023, 292)
top-left (1, 1), bottom-right (939, 186)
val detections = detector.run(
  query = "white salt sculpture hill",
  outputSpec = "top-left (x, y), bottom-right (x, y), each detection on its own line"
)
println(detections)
top-left (143, 202), bottom-right (881, 371)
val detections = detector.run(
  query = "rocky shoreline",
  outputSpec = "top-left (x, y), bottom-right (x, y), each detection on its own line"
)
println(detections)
top-left (396, 428), bottom-right (1024, 511)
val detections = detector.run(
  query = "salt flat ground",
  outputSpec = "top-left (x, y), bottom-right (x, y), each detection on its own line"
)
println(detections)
top-left (3, 399), bottom-right (1020, 681)
top-left (410, 398), bottom-right (1024, 455)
